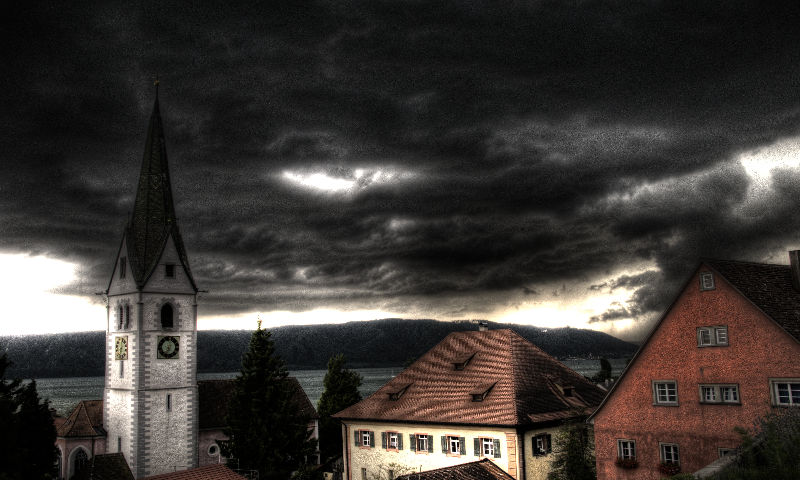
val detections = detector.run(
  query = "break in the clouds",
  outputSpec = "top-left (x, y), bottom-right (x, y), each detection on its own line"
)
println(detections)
top-left (2, 1), bottom-right (800, 339)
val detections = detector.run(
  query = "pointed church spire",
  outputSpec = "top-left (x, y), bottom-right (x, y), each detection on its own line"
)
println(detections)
top-left (125, 88), bottom-right (197, 290)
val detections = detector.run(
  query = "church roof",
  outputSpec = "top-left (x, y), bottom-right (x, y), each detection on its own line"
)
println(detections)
top-left (114, 93), bottom-right (196, 291)
top-left (72, 453), bottom-right (135, 480)
top-left (141, 464), bottom-right (246, 480)
top-left (57, 399), bottom-right (104, 438)
top-left (395, 459), bottom-right (515, 480)
top-left (334, 329), bottom-right (604, 427)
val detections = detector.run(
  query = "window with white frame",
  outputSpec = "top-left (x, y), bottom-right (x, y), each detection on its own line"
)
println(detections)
top-left (354, 430), bottom-right (374, 448)
top-left (653, 381), bottom-right (678, 405)
top-left (482, 438), bottom-right (494, 457)
top-left (771, 379), bottom-right (800, 406)
top-left (697, 326), bottom-right (728, 347)
top-left (441, 435), bottom-right (465, 455)
top-left (617, 439), bottom-right (636, 460)
top-left (385, 431), bottom-right (399, 450)
top-left (412, 434), bottom-right (430, 453)
top-left (660, 443), bottom-right (679, 465)
top-left (700, 272), bottom-right (714, 290)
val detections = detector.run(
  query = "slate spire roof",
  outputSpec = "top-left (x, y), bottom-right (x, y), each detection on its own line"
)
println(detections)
top-left (56, 399), bottom-right (104, 438)
top-left (334, 329), bottom-right (604, 427)
top-left (117, 92), bottom-right (196, 291)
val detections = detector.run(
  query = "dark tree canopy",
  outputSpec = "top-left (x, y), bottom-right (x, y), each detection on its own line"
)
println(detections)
top-left (0, 352), bottom-right (57, 480)
top-left (316, 354), bottom-right (362, 461)
top-left (220, 327), bottom-right (317, 479)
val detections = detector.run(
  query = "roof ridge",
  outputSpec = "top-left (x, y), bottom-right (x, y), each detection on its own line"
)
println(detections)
top-left (702, 257), bottom-right (788, 267)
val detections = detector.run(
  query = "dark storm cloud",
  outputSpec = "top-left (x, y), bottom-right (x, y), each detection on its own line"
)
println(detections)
top-left (3, 1), bottom-right (800, 338)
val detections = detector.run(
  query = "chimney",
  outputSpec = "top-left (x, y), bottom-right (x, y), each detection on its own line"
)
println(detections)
top-left (478, 321), bottom-right (489, 332)
top-left (790, 250), bottom-right (800, 291)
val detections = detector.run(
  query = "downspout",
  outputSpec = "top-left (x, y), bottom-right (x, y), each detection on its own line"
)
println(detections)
top-left (518, 428), bottom-right (526, 480)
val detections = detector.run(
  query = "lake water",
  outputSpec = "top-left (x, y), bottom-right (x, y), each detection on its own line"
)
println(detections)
top-left (34, 359), bottom-right (626, 416)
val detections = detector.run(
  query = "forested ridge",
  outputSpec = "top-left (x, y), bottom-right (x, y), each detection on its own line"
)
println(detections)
top-left (1, 319), bottom-right (638, 378)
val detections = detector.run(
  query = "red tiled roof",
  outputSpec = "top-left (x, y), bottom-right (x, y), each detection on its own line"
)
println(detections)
top-left (72, 453), bottom-right (135, 480)
top-left (395, 458), bottom-right (514, 480)
top-left (704, 259), bottom-right (800, 342)
top-left (141, 464), bottom-right (246, 480)
top-left (57, 399), bottom-right (104, 437)
top-left (334, 329), bottom-right (604, 426)
top-left (199, 377), bottom-right (317, 430)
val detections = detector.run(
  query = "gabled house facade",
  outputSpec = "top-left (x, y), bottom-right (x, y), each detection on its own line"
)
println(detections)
top-left (334, 328), bottom-right (605, 480)
top-left (590, 254), bottom-right (800, 479)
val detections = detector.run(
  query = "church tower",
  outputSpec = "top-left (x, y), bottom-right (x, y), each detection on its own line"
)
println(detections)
top-left (104, 91), bottom-right (199, 478)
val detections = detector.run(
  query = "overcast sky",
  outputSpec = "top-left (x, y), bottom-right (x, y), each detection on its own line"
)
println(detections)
top-left (2, 1), bottom-right (800, 340)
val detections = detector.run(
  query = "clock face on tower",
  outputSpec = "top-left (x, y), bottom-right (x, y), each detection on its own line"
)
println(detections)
top-left (115, 336), bottom-right (128, 360)
top-left (157, 336), bottom-right (180, 359)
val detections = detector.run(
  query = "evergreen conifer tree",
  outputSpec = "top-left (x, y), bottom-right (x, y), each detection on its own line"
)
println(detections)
top-left (221, 325), bottom-right (316, 479)
top-left (0, 352), bottom-right (57, 480)
top-left (316, 354), bottom-right (362, 461)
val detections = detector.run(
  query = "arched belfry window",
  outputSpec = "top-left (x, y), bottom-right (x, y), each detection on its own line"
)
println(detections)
top-left (118, 306), bottom-right (124, 330)
top-left (160, 304), bottom-right (174, 329)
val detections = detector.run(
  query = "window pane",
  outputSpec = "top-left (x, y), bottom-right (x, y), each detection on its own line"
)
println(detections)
top-left (791, 383), bottom-right (800, 404)
top-left (699, 329), bottom-right (712, 345)
top-left (722, 386), bottom-right (738, 402)
top-left (715, 327), bottom-right (728, 344)
top-left (777, 383), bottom-right (790, 404)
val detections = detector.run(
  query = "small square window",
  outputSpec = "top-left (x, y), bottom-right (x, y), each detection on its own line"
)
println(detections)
top-left (532, 433), bottom-right (551, 456)
top-left (771, 379), bottom-right (800, 406)
top-left (165, 264), bottom-right (175, 278)
top-left (387, 432), bottom-right (398, 450)
top-left (660, 443), bottom-right (679, 465)
top-left (700, 272), bottom-right (714, 290)
top-left (415, 434), bottom-right (430, 453)
top-left (617, 439), bottom-right (636, 460)
top-left (718, 447), bottom-right (735, 457)
top-left (700, 384), bottom-right (740, 404)
top-left (653, 381), bottom-right (678, 405)
top-left (481, 438), bottom-right (494, 457)
top-left (698, 326), bottom-right (728, 347)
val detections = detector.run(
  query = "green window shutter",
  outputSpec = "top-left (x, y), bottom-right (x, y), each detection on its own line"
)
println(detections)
top-left (382, 432), bottom-right (387, 449)
top-left (354, 430), bottom-right (359, 446)
top-left (441, 436), bottom-right (447, 453)
top-left (474, 438), bottom-right (480, 456)
top-left (493, 439), bottom-right (501, 458)
top-left (369, 431), bottom-right (375, 448)
top-left (410, 434), bottom-right (416, 452)
top-left (459, 437), bottom-right (466, 455)
top-left (398, 433), bottom-right (403, 450)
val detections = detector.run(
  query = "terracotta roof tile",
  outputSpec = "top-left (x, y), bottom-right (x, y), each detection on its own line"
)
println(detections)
top-left (57, 399), bottom-right (104, 437)
top-left (704, 259), bottom-right (800, 342)
top-left (395, 458), bottom-right (514, 480)
top-left (141, 464), bottom-right (246, 480)
top-left (334, 329), bottom-right (604, 426)
top-left (72, 453), bottom-right (135, 480)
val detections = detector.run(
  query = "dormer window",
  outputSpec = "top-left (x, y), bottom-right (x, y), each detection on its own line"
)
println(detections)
top-left (165, 264), bottom-right (175, 278)
top-left (453, 353), bottom-right (476, 371)
top-left (700, 272), bottom-right (714, 291)
top-left (388, 383), bottom-right (412, 401)
top-left (120, 258), bottom-right (127, 279)
top-left (470, 382), bottom-right (496, 402)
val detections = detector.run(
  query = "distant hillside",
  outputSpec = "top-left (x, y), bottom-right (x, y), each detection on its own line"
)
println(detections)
top-left (0, 319), bottom-right (638, 378)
